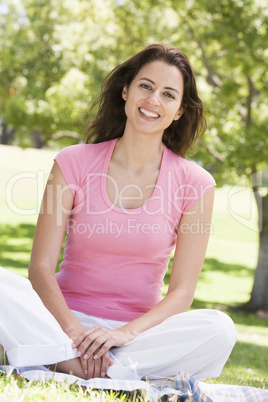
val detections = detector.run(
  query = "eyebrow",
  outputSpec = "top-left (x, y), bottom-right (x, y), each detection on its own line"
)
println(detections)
top-left (138, 77), bottom-right (180, 94)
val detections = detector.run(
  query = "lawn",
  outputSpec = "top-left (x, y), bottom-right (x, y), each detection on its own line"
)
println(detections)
top-left (0, 144), bottom-right (267, 400)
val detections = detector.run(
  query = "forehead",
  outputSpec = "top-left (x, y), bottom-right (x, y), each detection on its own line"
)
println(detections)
top-left (134, 61), bottom-right (183, 88)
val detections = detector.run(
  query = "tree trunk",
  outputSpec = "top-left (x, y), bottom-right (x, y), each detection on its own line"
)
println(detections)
top-left (244, 193), bottom-right (268, 312)
top-left (1, 123), bottom-right (15, 144)
top-left (31, 130), bottom-right (44, 149)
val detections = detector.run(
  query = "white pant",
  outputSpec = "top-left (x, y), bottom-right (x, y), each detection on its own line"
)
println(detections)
top-left (0, 268), bottom-right (237, 380)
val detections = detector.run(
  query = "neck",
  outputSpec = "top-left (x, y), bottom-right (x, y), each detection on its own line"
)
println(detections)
top-left (114, 131), bottom-right (164, 171)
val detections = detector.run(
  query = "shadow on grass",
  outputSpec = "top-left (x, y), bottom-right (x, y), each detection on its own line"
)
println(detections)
top-left (202, 257), bottom-right (254, 275)
top-left (0, 223), bottom-right (64, 272)
top-left (165, 256), bottom-right (268, 328)
top-left (166, 256), bottom-right (254, 282)
top-left (165, 256), bottom-right (255, 308)
top-left (191, 298), bottom-right (268, 328)
top-left (0, 223), bottom-right (35, 269)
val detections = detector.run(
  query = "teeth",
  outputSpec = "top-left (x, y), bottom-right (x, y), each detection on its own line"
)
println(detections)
top-left (140, 108), bottom-right (159, 118)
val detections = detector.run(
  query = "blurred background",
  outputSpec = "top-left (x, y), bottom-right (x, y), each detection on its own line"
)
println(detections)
top-left (0, 0), bottom-right (267, 387)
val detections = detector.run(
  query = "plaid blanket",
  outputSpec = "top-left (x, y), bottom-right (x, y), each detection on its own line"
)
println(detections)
top-left (1, 365), bottom-right (267, 401)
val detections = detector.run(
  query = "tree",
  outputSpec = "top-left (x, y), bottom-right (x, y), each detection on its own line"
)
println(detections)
top-left (0, 0), bottom-right (96, 147)
top-left (0, 0), bottom-right (69, 146)
top-left (167, 0), bottom-right (268, 311)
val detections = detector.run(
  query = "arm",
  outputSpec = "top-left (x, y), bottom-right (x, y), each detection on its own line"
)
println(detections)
top-left (74, 187), bottom-right (215, 359)
top-left (29, 162), bottom-right (112, 378)
top-left (28, 161), bottom-right (83, 339)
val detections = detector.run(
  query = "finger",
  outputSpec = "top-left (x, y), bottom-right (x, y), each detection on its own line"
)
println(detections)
top-left (85, 356), bottom-right (94, 380)
top-left (81, 334), bottom-right (109, 359)
top-left (80, 356), bottom-right (88, 377)
top-left (100, 351), bottom-right (110, 378)
top-left (72, 326), bottom-right (100, 348)
top-left (77, 329), bottom-right (106, 357)
top-left (84, 333), bottom-right (116, 359)
top-left (93, 354), bottom-right (102, 378)
top-left (91, 338), bottom-right (113, 360)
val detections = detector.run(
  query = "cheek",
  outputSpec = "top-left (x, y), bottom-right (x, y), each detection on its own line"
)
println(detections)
top-left (166, 107), bottom-right (179, 120)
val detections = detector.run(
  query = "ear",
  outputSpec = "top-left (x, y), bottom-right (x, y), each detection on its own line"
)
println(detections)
top-left (122, 86), bottom-right (127, 101)
top-left (173, 108), bottom-right (183, 121)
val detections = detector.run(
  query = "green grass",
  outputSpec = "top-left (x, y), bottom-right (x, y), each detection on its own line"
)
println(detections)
top-left (0, 371), bottom-right (142, 401)
top-left (0, 144), bottom-right (267, 399)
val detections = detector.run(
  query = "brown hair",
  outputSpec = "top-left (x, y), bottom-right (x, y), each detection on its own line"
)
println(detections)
top-left (85, 44), bottom-right (206, 157)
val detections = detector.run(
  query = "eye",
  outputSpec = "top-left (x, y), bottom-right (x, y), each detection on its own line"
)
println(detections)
top-left (164, 92), bottom-right (175, 99)
top-left (139, 83), bottom-right (152, 90)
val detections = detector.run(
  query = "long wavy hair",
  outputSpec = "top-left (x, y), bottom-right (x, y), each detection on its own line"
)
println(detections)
top-left (85, 44), bottom-right (206, 157)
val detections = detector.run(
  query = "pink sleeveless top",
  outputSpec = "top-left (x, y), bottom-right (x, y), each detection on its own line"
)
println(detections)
top-left (55, 139), bottom-right (215, 321)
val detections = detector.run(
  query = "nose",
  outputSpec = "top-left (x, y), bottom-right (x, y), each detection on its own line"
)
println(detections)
top-left (146, 90), bottom-right (161, 106)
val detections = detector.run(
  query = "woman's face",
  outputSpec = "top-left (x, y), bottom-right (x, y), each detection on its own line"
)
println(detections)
top-left (122, 60), bottom-right (184, 138)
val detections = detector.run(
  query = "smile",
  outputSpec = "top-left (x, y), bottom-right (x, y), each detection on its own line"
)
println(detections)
top-left (139, 108), bottom-right (160, 118)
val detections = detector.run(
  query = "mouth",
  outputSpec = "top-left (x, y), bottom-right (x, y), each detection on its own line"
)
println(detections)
top-left (139, 108), bottom-right (160, 119)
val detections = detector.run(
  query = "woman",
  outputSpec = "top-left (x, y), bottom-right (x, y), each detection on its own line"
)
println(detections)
top-left (0, 44), bottom-right (236, 381)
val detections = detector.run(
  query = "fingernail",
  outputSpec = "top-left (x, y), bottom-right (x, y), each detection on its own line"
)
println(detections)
top-left (93, 355), bottom-right (98, 360)
top-left (83, 354), bottom-right (89, 360)
top-left (101, 372), bottom-right (106, 377)
top-left (77, 351), bottom-right (81, 357)
top-left (72, 343), bottom-right (76, 348)
top-left (85, 370), bottom-right (87, 374)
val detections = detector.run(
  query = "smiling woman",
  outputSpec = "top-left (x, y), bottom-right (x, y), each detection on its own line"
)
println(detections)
top-left (121, 61), bottom-right (183, 139)
top-left (0, 44), bottom-right (236, 383)
top-left (86, 44), bottom-right (206, 158)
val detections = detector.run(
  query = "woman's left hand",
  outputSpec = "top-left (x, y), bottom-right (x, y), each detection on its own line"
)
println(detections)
top-left (72, 326), bottom-right (131, 363)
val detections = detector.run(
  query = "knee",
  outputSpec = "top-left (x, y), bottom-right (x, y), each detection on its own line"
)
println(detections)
top-left (207, 310), bottom-right (237, 352)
